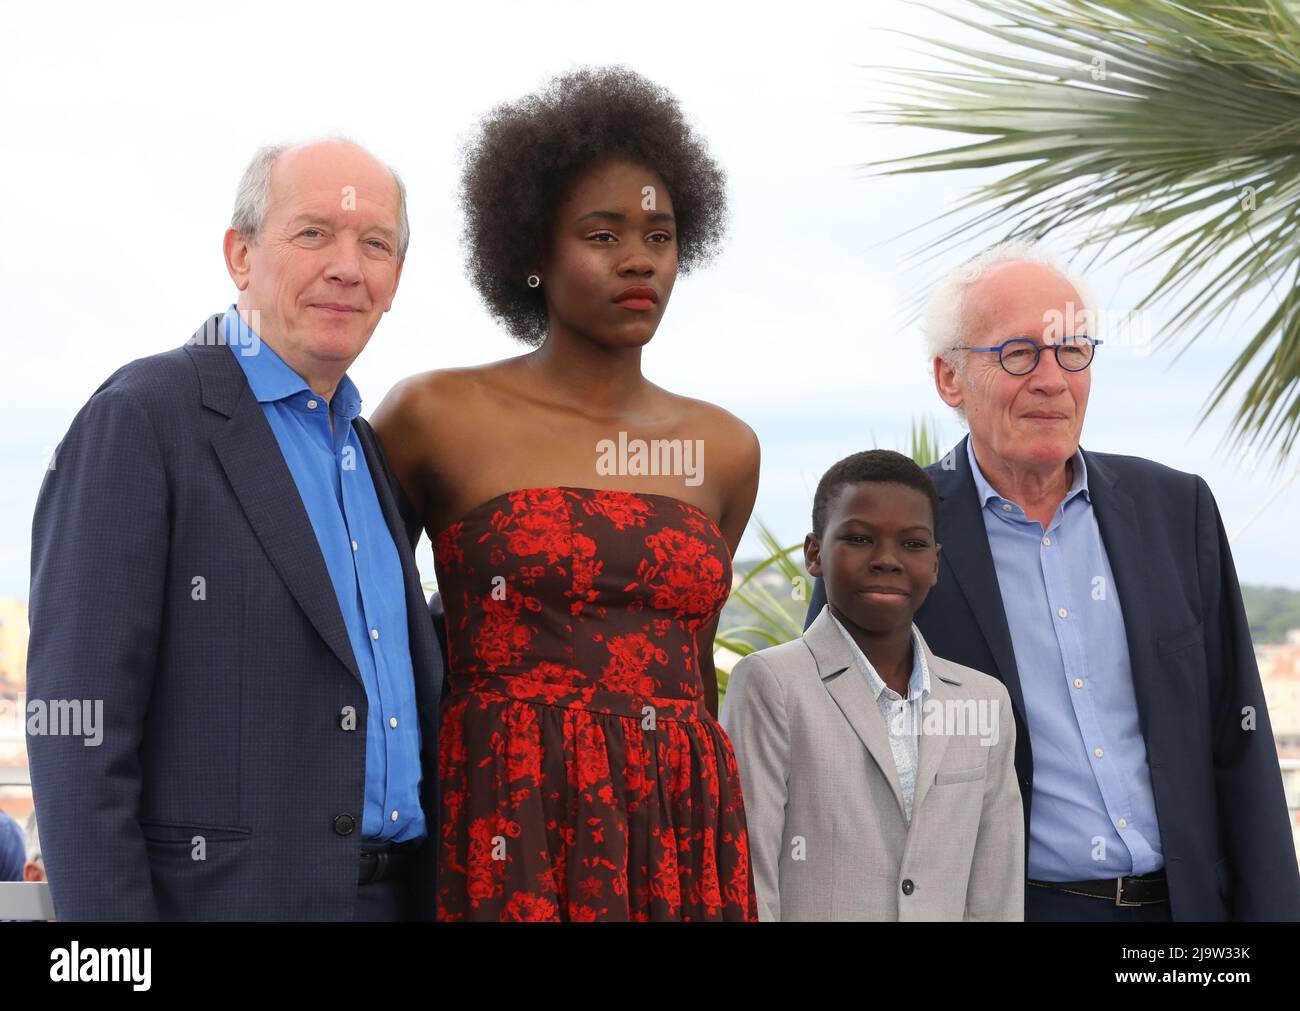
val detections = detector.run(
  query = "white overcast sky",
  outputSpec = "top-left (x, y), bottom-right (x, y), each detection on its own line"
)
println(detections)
top-left (2, 0), bottom-right (1297, 597)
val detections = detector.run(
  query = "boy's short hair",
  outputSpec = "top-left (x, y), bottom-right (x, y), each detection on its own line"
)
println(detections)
top-left (812, 449), bottom-right (940, 541)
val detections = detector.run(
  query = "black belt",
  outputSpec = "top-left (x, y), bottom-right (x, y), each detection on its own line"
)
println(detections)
top-left (1028, 869), bottom-right (1168, 906)
top-left (358, 838), bottom-right (424, 886)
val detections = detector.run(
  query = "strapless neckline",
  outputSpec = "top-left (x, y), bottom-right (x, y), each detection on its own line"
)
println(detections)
top-left (429, 480), bottom-right (757, 920)
top-left (433, 485), bottom-right (724, 540)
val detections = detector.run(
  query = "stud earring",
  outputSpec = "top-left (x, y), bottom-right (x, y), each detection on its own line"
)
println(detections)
top-left (527, 275), bottom-right (541, 288)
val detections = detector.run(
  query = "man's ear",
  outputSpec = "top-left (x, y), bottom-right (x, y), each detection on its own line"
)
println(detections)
top-left (931, 542), bottom-right (942, 587)
top-left (804, 532), bottom-right (823, 578)
top-left (224, 228), bottom-right (252, 292)
top-left (934, 355), bottom-right (964, 411)
top-left (383, 254), bottom-right (405, 312)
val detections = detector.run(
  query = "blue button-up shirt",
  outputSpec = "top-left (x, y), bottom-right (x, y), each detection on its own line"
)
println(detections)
top-left (829, 614), bottom-right (931, 822)
top-left (222, 306), bottom-right (424, 843)
top-left (967, 438), bottom-right (1161, 880)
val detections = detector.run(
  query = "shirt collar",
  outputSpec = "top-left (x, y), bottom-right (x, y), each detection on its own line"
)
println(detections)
top-left (222, 305), bottom-right (363, 421)
top-left (829, 611), bottom-right (931, 703)
top-left (965, 435), bottom-right (1090, 511)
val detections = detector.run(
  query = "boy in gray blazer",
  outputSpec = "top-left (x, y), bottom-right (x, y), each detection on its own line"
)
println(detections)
top-left (721, 450), bottom-right (1023, 920)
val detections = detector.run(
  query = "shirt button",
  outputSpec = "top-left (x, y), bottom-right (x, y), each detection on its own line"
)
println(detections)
top-left (389, 717), bottom-right (398, 729)
top-left (371, 628), bottom-right (380, 640)
top-left (307, 399), bottom-right (318, 409)
top-left (1042, 536), bottom-right (1051, 546)
top-left (351, 540), bottom-right (359, 551)
top-left (390, 810), bottom-right (399, 822)
top-left (1074, 678), bottom-right (1083, 688)
top-left (901, 879), bottom-right (915, 895)
top-left (1001, 503), bottom-right (1013, 512)
top-left (1057, 607), bottom-right (1068, 619)
top-left (1094, 748), bottom-right (1104, 758)
top-left (1118, 818), bottom-right (1128, 829)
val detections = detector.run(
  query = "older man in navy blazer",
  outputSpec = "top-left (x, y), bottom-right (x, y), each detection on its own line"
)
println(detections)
top-left (806, 242), bottom-right (1300, 921)
top-left (27, 138), bottom-right (444, 920)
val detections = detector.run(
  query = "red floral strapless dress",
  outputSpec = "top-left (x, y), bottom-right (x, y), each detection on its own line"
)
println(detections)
top-left (431, 486), bottom-right (758, 921)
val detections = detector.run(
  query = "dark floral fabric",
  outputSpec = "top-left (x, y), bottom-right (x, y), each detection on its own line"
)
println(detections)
top-left (432, 486), bottom-right (758, 921)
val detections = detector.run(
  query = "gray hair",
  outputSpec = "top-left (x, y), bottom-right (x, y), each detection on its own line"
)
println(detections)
top-left (230, 136), bottom-right (410, 259)
top-left (922, 240), bottom-right (1097, 371)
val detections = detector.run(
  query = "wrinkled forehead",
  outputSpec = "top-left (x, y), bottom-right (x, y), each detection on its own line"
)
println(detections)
top-left (965, 263), bottom-right (1084, 343)
top-left (268, 147), bottom-right (400, 229)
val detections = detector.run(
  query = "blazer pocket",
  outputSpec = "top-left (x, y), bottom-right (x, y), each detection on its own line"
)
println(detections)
top-left (934, 765), bottom-right (987, 786)
top-left (1157, 621), bottom-right (1204, 656)
top-left (140, 820), bottom-right (252, 843)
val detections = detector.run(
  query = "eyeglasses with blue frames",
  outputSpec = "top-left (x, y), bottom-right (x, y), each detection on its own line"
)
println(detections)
top-left (952, 335), bottom-right (1102, 376)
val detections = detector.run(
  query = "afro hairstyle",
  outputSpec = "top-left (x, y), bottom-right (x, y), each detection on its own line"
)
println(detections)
top-left (458, 64), bottom-right (728, 345)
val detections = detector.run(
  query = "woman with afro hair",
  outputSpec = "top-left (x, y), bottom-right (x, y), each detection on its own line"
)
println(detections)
top-left (373, 65), bottom-right (761, 921)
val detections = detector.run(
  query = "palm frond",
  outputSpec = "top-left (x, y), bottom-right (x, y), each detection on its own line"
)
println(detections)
top-left (871, 0), bottom-right (1300, 461)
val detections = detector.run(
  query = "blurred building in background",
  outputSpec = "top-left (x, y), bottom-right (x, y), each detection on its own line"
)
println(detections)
top-left (1258, 629), bottom-right (1300, 856)
top-left (0, 597), bottom-right (30, 826)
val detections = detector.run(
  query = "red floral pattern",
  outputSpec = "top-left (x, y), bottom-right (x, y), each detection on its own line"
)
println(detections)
top-left (432, 486), bottom-right (757, 921)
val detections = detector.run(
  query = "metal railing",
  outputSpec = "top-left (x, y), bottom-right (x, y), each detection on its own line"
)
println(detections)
top-left (0, 882), bottom-right (53, 920)
top-left (0, 766), bottom-right (29, 786)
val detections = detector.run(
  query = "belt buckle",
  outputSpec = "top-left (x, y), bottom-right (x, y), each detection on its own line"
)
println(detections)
top-left (1115, 876), bottom-right (1141, 907)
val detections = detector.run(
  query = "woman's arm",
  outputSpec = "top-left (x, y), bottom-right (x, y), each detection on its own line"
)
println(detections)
top-left (371, 375), bottom-right (437, 550)
top-left (697, 414), bottom-right (760, 716)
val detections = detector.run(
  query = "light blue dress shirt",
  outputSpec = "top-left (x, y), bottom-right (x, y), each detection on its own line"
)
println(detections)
top-left (222, 306), bottom-right (424, 843)
top-left (966, 437), bottom-right (1161, 879)
top-left (829, 614), bottom-right (931, 822)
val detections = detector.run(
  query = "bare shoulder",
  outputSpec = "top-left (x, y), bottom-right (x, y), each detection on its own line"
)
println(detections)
top-left (663, 390), bottom-right (760, 474)
top-left (371, 359), bottom-right (521, 430)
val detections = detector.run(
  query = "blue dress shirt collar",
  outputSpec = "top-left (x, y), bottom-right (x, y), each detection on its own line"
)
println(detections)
top-left (221, 305), bottom-right (362, 421)
top-left (965, 436), bottom-right (1090, 512)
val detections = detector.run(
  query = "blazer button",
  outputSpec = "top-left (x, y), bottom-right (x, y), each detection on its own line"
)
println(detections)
top-left (333, 813), bottom-right (356, 836)
top-left (901, 879), bottom-right (915, 896)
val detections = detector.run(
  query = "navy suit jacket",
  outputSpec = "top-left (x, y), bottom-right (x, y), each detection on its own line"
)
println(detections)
top-left (27, 315), bottom-right (446, 921)
top-left (805, 435), bottom-right (1300, 920)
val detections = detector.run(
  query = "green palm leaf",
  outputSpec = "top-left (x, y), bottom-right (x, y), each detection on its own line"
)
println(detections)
top-left (870, 0), bottom-right (1300, 461)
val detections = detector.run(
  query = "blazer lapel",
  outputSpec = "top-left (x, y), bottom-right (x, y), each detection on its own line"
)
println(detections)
top-left (910, 631), bottom-right (957, 816)
top-left (187, 323), bottom-right (362, 687)
top-left (1082, 449), bottom-right (1156, 739)
top-left (804, 607), bottom-right (907, 820)
top-left (931, 436), bottom-right (1028, 725)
